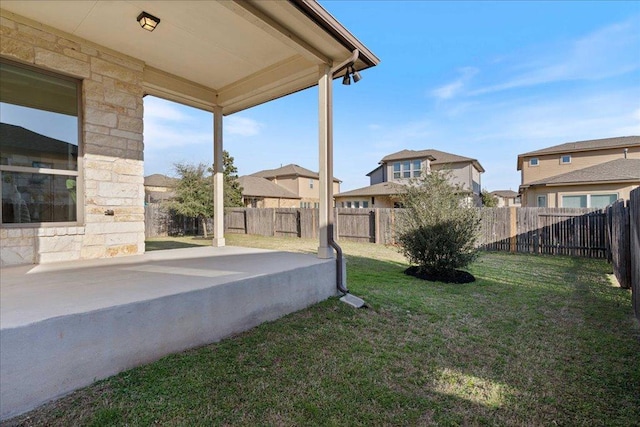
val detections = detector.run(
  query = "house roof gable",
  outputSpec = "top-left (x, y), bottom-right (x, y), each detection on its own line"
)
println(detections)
top-left (238, 175), bottom-right (300, 199)
top-left (250, 163), bottom-right (341, 182)
top-left (380, 149), bottom-right (485, 173)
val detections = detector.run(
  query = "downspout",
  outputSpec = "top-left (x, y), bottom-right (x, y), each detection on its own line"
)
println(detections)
top-left (327, 223), bottom-right (347, 294)
top-left (326, 49), bottom-right (359, 296)
top-left (323, 50), bottom-right (366, 308)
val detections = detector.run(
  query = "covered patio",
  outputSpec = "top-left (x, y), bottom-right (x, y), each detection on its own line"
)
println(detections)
top-left (1, 245), bottom-right (335, 419)
top-left (0, 0), bottom-right (378, 420)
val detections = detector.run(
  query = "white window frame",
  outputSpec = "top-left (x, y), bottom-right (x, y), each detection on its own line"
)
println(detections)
top-left (560, 155), bottom-right (571, 165)
top-left (561, 193), bottom-right (619, 208)
top-left (529, 158), bottom-right (539, 167)
top-left (393, 160), bottom-right (422, 179)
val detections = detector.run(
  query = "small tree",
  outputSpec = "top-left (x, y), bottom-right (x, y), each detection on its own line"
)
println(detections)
top-left (396, 169), bottom-right (479, 277)
top-left (222, 151), bottom-right (243, 207)
top-left (481, 189), bottom-right (498, 207)
top-left (168, 162), bottom-right (213, 238)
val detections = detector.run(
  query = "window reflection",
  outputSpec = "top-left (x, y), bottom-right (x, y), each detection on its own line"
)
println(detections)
top-left (1, 60), bottom-right (79, 224)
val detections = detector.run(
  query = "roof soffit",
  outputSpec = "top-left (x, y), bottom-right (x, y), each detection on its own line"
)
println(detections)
top-left (0, 0), bottom-right (378, 114)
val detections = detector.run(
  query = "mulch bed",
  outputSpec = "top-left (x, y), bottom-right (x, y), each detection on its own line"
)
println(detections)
top-left (404, 266), bottom-right (476, 284)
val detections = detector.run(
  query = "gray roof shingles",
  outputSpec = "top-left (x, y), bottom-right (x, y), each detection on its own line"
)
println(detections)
top-left (250, 164), bottom-right (340, 183)
top-left (335, 182), bottom-right (407, 198)
top-left (380, 149), bottom-right (485, 172)
top-left (520, 136), bottom-right (640, 157)
top-left (238, 176), bottom-right (300, 199)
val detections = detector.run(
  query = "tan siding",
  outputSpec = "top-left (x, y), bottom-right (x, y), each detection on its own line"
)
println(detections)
top-left (522, 147), bottom-right (640, 185)
top-left (523, 183), bottom-right (639, 207)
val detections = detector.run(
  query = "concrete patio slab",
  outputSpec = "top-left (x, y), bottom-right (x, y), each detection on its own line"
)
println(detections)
top-left (0, 246), bottom-right (336, 420)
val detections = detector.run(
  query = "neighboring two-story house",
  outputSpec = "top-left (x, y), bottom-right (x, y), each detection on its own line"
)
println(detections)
top-left (517, 136), bottom-right (640, 208)
top-left (249, 164), bottom-right (341, 208)
top-left (335, 149), bottom-right (485, 208)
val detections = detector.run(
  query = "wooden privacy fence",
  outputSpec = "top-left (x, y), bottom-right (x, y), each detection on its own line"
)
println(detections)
top-left (605, 188), bottom-right (640, 322)
top-left (477, 207), bottom-right (607, 258)
top-left (147, 206), bottom-right (609, 257)
top-left (224, 208), bottom-right (397, 244)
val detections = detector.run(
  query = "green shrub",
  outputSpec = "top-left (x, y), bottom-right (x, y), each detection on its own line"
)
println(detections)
top-left (396, 169), bottom-right (479, 274)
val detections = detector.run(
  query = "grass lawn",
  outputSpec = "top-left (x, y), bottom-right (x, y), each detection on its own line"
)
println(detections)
top-left (8, 235), bottom-right (639, 426)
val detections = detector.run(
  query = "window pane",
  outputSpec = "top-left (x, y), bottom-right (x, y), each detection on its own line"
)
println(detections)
top-left (537, 196), bottom-right (546, 207)
top-left (530, 158), bottom-right (538, 166)
top-left (2, 172), bottom-right (77, 223)
top-left (1, 62), bottom-right (78, 171)
top-left (403, 161), bottom-right (410, 171)
top-left (362, 201), bottom-right (369, 208)
top-left (403, 171), bottom-right (410, 178)
top-left (413, 170), bottom-right (421, 177)
top-left (591, 194), bottom-right (617, 208)
top-left (393, 172), bottom-right (400, 179)
top-left (393, 162), bottom-right (401, 172)
top-left (562, 195), bottom-right (587, 208)
top-left (354, 201), bottom-right (359, 208)
top-left (561, 155), bottom-right (571, 164)
top-left (412, 160), bottom-right (421, 170)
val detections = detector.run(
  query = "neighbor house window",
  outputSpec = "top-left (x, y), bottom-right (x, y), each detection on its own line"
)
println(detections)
top-left (590, 194), bottom-right (617, 208)
top-left (346, 201), bottom-right (352, 208)
top-left (537, 195), bottom-right (546, 207)
top-left (393, 160), bottom-right (422, 179)
top-left (560, 155), bottom-right (571, 164)
top-left (562, 195), bottom-right (587, 208)
top-left (1, 60), bottom-right (80, 224)
top-left (309, 178), bottom-right (314, 189)
top-left (354, 201), bottom-right (360, 208)
top-left (362, 201), bottom-right (369, 208)
top-left (529, 158), bottom-right (539, 166)
top-left (562, 193), bottom-right (618, 208)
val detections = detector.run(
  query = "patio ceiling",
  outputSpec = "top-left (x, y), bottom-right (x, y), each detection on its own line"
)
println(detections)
top-left (0, 0), bottom-right (379, 114)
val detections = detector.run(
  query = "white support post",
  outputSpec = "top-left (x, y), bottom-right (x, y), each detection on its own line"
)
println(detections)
top-left (317, 64), bottom-right (334, 259)
top-left (212, 106), bottom-right (225, 247)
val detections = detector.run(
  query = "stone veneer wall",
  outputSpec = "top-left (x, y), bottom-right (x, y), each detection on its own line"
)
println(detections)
top-left (0, 13), bottom-right (145, 265)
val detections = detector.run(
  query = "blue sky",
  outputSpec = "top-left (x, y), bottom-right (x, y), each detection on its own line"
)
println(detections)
top-left (143, 1), bottom-right (640, 192)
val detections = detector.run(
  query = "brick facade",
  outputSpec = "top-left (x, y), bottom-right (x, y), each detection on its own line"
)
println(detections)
top-left (1, 14), bottom-right (145, 265)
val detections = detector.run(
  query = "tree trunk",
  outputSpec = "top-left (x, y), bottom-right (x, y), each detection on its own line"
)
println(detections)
top-left (200, 215), bottom-right (208, 238)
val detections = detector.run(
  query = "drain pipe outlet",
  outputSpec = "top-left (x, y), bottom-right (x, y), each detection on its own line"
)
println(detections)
top-left (327, 223), bottom-right (366, 308)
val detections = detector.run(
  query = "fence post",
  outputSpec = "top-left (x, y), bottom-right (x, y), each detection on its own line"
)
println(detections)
top-left (374, 208), bottom-right (380, 244)
top-left (509, 207), bottom-right (517, 253)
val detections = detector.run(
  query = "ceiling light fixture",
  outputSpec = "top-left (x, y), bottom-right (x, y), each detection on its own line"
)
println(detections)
top-left (137, 11), bottom-right (160, 32)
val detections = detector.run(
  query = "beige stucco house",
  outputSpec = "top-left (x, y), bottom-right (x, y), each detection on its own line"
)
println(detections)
top-left (250, 163), bottom-right (341, 208)
top-left (517, 136), bottom-right (640, 207)
top-left (490, 190), bottom-right (521, 207)
top-left (0, 1), bottom-right (378, 266)
top-left (335, 149), bottom-right (485, 208)
top-left (144, 174), bottom-right (177, 204)
top-left (238, 175), bottom-right (300, 208)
